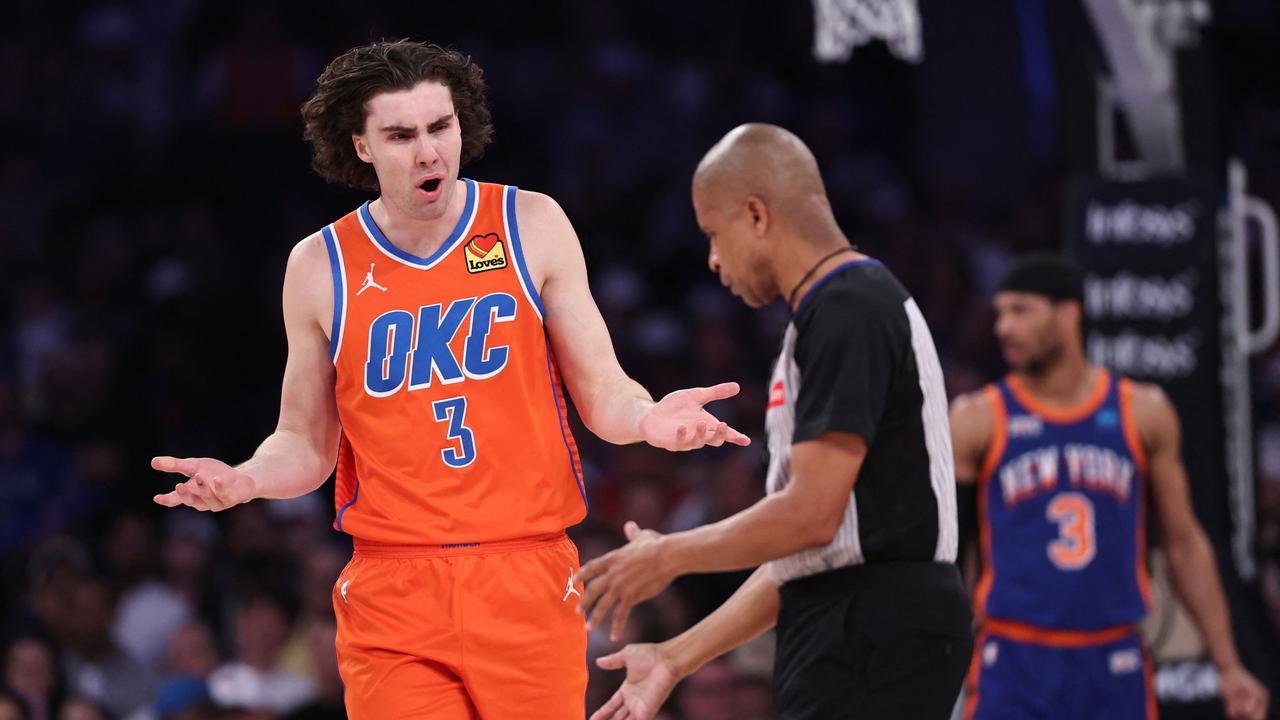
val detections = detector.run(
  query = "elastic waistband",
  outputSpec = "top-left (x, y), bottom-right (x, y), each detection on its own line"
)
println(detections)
top-left (979, 618), bottom-right (1139, 648)
top-left (353, 531), bottom-right (567, 558)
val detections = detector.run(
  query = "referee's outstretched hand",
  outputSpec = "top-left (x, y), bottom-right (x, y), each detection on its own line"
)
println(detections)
top-left (639, 382), bottom-right (751, 451)
top-left (590, 643), bottom-right (680, 720)
top-left (575, 521), bottom-right (675, 641)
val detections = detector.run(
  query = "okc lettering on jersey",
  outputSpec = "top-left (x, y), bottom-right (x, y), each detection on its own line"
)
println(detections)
top-left (1000, 444), bottom-right (1135, 507)
top-left (363, 292), bottom-right (518, 397)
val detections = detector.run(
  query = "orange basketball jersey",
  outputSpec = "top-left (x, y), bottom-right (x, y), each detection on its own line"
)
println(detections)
top-left (320, 179), bottom-right (587, 545)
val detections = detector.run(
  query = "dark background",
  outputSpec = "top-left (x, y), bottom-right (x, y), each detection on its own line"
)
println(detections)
top-left (3, 1), bottom-right (1280, 718)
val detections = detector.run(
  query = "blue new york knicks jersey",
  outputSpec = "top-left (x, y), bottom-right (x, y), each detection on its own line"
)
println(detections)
top-left (976, 369), bottom-right (1151, 632)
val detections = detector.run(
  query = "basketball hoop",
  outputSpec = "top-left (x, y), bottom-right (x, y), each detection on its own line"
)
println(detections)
top-left (812, 0), bottom-right (923, 64)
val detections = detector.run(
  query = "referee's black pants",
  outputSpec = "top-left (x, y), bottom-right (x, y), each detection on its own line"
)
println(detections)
top-left (774, 561), bottom-right (973, 720)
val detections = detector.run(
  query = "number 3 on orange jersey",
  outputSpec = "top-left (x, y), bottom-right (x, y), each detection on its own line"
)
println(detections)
top-left (1046, 492), bottom-right (1095, 570)
top-left (432, 397), bottom-right (476, 468)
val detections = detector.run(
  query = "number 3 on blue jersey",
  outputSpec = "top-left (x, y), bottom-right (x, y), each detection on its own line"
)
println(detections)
top-left (432, 397), bottom-right (476, 468)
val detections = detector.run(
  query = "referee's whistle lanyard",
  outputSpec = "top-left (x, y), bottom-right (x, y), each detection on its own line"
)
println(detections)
top-left (786, 245), bottom-right (858, 311)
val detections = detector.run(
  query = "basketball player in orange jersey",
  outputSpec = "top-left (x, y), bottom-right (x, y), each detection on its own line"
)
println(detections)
top-left (148, 40), bottom-right (749, 719)
top-left (952, 253), bottom-right (1267, 719)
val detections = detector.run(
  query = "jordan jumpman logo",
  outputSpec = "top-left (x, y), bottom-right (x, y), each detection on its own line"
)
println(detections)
top-left (563, 567), bottom-right (581, 602)
top-left (357, 263), bottom-right (388, 295)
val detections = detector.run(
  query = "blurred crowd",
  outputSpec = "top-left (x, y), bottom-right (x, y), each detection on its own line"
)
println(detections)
top-left (3, 1), bottom-right (1280, 718)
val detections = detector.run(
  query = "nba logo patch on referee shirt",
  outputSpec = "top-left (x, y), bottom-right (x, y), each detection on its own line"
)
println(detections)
top-left (466, 233), bottom-right (508, 273)
top-left (767, 380), bottom-right (786, 409)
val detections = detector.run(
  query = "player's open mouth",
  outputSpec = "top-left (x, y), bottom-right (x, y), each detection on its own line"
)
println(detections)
top-left (420, 178), bottom-right (442, 193)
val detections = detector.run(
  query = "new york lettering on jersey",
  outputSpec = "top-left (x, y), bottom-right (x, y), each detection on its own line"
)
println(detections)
top-left (975, 369), bottom-right (1151, 633)
top-left (320, 180), bottom-right (586, 546)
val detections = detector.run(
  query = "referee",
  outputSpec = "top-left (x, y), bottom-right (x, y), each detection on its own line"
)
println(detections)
top-left (576, 123), bottom-right (972, 720)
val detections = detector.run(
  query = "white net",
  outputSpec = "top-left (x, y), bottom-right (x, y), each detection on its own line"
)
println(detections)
top-left (1133, 0), bottom-right (1211, 49)
top-left (812, 0), bottom-right (923, 64)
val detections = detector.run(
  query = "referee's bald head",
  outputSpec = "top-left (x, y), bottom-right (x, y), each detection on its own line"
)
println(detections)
top-left (692, 123), bottom-right (831, 232)
top-left (692, 123), bottom-right (854, 308)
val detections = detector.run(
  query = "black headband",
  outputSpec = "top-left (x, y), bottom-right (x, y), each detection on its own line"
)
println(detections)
top-left (998, 252), bottom-right (1085, 303)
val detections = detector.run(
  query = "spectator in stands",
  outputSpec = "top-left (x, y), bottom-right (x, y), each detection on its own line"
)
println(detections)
top-left (2, 634), bottom-right (61, 720)
top-left (0, 687), bottom-right (29, 720)
top-left (206, 589), bottom-right (315, 714)
top-left (60, 577), bottom-right (154, 718)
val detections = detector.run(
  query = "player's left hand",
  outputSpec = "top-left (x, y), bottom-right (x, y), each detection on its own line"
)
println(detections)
top-left (639, 382), bottom-right (750, 451)
top-left (575, 521), bottom-right (675, 641)
top-left (1220, 663), bottom-right (1268, 720)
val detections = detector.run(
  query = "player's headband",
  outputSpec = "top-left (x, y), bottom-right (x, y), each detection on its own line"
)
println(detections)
top-left (998, 252), bottom-right (1085, 303)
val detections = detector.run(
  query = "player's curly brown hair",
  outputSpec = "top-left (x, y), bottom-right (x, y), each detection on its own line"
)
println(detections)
top-left (301, 40), bottom-right (494, 191)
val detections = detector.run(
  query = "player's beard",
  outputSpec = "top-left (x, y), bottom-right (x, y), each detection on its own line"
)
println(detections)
top-left (1018, 333), bottom-right (1065, 378)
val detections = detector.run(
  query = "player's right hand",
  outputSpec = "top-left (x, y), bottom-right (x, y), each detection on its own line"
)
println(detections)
top-left (151, 456), bottom-right (258, 511)
top-left (590, 643), bottom-right (681, 720)
top-left (639, 382), bottom-right (751, 452)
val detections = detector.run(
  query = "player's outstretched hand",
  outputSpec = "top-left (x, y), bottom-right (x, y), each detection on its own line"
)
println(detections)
top-left (1220, 664), bottom-right (1268, 720)
top-left (151, 456), bottom-right (257, 511)
top-left (639, 382), bottom-right (750, 451)
top-left (576, 521), bottom-right (674, 642)
top-left (590, 643), bottom-right (681, 720)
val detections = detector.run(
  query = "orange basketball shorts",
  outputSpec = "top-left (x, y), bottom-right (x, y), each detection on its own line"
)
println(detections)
top-left (333, 532), bottom-right (588, 719)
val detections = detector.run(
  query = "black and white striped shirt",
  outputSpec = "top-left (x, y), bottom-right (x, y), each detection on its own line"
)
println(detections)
top-left (765, 259), bottom-right (957, 583)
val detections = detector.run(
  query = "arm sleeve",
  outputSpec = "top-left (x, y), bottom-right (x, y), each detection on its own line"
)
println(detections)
top-left (792, 294), bottom-right (901, 444)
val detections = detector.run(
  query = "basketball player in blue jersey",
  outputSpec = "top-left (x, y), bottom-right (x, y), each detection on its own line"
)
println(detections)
top-left (951, 253), bottom-right (1268, 719)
